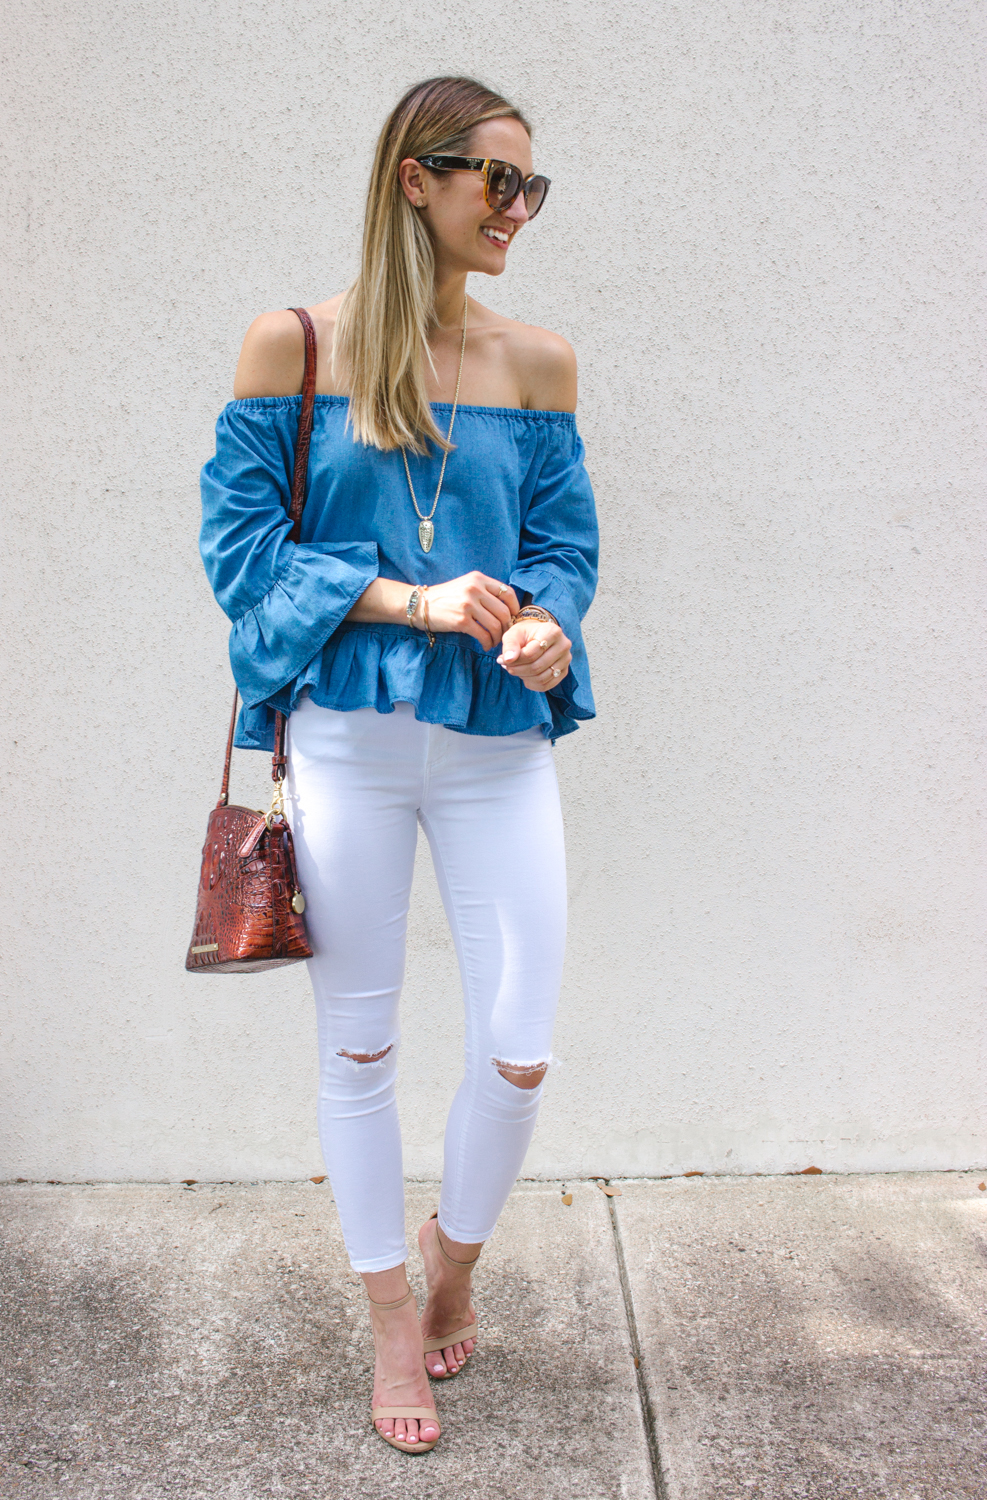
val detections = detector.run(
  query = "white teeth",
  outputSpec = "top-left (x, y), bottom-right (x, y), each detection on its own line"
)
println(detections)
top-left (482, 227), bottom-right (509, 244)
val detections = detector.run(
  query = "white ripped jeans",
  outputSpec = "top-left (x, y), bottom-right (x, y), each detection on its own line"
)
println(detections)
top-left (286, 697), bottom-right (567, 1273)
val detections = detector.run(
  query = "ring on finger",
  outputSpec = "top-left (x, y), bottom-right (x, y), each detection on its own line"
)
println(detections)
top-left (497, 584), bottom-right (507, 596)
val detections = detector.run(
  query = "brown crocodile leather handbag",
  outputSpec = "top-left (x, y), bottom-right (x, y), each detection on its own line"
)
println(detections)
top-left (185, 308), bottom-right (318, 973)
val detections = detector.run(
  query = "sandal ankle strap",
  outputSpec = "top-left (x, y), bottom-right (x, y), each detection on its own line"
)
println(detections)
top-left (367, 1286), bottom-right (415, 1312)
top-left (430, 1212), bottom-right (481, 1267)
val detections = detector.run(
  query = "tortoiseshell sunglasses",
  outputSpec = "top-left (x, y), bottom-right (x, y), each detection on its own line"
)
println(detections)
top-left (415, 156), bottom-right (551, 219)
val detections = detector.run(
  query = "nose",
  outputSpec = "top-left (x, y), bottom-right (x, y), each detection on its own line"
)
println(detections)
top-left (505, 190), bottom-right (529, 228)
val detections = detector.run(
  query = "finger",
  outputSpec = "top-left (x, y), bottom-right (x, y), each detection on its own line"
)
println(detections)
top-left (464, 620), bottom-right (495, 650)
top-left (497, 625), bottom-right (529, 663)
top-left (518, 626), bottom-right (564, 658)
top-left (509, 640), bottom-right (570, 676)
top-left (539, 662), bottom-right (568, 686)
top-left (477, 589), bottom-right (514, 634)
top-left (478, 576), bottom-right (520, 619)
top-left (524, 665), bottom-right (570, 690)
top-left (526, 662), bottom-right (569, 691)
top-left (501, 628), bottom-right (562, 667)
top-left (501, 654), bottom-right (567, 679)
top-left (468, 603), bottom-right (507, 649)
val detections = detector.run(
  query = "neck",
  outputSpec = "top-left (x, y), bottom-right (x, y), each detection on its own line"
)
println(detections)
top-left (431, 269), bottom-right (468, 330)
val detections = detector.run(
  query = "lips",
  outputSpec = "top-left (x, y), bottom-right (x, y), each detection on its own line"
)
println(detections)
top-left (481, 226), bottom-right (511, 246)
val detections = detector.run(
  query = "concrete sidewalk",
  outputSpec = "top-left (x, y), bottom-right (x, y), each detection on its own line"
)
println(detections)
top-left (0, 1175), bottom-right (984, 1498)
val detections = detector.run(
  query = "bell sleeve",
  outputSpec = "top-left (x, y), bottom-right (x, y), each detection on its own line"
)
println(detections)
top-left (509, 420), bottom-right (599, 737)
top-left (199, 402), bottom-right (379, 719)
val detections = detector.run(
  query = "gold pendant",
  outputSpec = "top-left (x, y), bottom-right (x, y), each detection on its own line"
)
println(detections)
top-left (418, 519), bottom-right (434, 552)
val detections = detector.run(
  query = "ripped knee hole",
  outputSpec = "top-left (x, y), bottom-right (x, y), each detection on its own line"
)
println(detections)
top-left (493, 1058), bottom-right (548, 1090)
top-left (337, 1045), bottom-right (393, 1065)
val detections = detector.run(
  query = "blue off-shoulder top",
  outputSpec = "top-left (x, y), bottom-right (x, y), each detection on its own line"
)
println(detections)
top-left (199, 396), bottom-right (598, 748)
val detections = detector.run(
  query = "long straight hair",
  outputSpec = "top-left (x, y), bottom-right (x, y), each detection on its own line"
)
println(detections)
top-left (334, 76), bottom-right (530, 453)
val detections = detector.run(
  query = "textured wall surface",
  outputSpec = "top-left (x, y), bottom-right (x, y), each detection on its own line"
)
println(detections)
top-left (1, 0), bottom-right (984, 1181)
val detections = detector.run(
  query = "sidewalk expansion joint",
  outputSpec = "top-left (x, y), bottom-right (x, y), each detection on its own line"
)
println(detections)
top-left (605, 1184), bottom-right (669, 1500)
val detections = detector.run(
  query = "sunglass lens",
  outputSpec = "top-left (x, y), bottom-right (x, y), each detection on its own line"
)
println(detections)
top-left (523, 176), bottom-right (549, 219)
top-left (486, 160), bottom-right (522, 209)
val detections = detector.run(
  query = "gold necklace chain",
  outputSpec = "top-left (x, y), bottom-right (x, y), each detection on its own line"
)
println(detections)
top-left (402, 298), bottom-right (468, 553)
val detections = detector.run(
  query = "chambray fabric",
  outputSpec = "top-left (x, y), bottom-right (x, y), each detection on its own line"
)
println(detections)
top-left (199, 396), bottom-right (598, 748)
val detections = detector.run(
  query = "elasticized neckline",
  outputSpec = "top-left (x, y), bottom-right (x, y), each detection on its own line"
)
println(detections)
top-left (227, 394), bottom-right (575, 423)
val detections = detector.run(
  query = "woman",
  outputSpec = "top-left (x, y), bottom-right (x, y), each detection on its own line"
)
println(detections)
top-left (200, 76), bottom-right (598, 1453)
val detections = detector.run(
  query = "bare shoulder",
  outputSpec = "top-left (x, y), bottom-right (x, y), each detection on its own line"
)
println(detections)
top-left (498, 315), bottom-right (577, 413)
top-left (232, 295), bottom-right (345, 399)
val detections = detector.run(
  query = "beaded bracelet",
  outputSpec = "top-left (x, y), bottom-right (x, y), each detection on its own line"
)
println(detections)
top-left (510, 605), bottom-right (558, 628)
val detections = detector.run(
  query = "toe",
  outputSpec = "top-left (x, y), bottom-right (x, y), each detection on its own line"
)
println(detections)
top-left (427, 1354), bottom-right (447, 1376)
top-left (377, 1419), bottom-right (395, 1438)
top-left (452, 1341), bottom-right (467, 1366)
top-left (443, 1344), bottom-right (460, 1372)
top-left (420, 1416), bottom-right (440, 1443)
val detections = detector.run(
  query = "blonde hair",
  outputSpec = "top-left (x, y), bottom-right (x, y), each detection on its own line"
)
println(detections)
top-left (334, 76), bottom-right (530, 453)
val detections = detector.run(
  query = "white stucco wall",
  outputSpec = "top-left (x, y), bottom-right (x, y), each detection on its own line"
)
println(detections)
top-left (2, 1), bottom-right (984, 1182)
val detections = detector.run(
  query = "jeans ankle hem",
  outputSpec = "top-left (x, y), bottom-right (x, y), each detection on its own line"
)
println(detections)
top-left (349, 1247), bottom-right (409, 1275)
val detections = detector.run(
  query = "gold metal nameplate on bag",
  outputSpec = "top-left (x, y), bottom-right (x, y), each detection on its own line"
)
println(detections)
top-left (191, 943), bottom-right (219, 954)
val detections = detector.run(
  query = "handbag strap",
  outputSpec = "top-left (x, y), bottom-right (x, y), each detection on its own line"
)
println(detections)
top-left (218, 307), bottom-right (319, 806)
top-left (288, 306), bottom-right (318, 543)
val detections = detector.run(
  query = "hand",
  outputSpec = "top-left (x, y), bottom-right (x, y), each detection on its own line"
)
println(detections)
top-left (497, 618), bottom-right (572, 691)
top-left (422, 573), bottom-right (520, 650)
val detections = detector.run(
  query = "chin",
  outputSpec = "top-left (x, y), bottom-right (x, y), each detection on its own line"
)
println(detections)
top-left (469, 248), bottom-right (508, 276)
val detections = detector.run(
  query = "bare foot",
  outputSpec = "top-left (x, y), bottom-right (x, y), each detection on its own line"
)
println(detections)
top-left (368, 1291), bottom-right (440, 1449)
top-left (418, 1216), bottom-right (479, 1378)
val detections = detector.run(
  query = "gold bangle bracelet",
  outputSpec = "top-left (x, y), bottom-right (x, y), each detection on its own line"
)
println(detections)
top-left (421, 588), bottom-right (436, 648)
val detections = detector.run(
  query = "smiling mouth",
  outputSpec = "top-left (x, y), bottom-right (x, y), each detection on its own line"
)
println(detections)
top-left (480, 226), bottom-right (511, 246)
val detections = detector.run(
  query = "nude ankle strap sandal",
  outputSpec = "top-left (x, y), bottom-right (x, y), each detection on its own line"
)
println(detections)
top-left (368, 1287), bottom-right (441, 1453)
top-left (422, 1213), bottom-right (479, 1374)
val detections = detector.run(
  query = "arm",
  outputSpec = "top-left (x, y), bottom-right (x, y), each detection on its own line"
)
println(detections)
top-left (347, 573), bottom-right (520, 649)
top-left (234, 310), bottom-right (308, 398)
top-left (497, 337), bottom-right (598, 709)
top-left (200, 315), bottom-right (380, 710)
